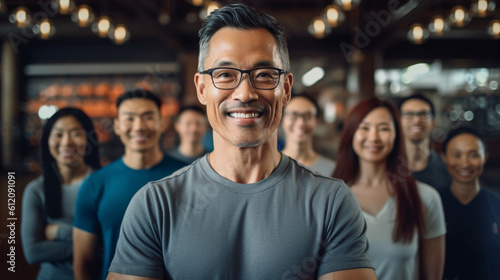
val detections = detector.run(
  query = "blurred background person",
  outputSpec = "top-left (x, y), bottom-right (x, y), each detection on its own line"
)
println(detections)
top-left (333, 97), bottom-right (446, 280)
top-left (167, 105), bottom-right (210, 164)
top-left (281, 94), bottom-right (335, 176)
top-left (398, 93), bottom-right (451, 191)
top-left (21, 107), bottom-right (101, 280)
top-left (73, 89), bottom-right (187, 280)
top-left (440, 127), bottom-right (500, 280)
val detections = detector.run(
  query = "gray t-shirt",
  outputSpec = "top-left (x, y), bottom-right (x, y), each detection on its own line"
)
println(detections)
top-left (309, 155), bottom-right (336, 176)
top-left (21, 172), bottom-right (90, 280)
top-left (109, 155), bottom-right (373, 279)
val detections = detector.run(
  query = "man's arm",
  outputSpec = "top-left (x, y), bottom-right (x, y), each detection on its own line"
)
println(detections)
top-left (106, 272), bottom-right (161, 280)
top-left (420, 235), bottom-right (445, 280)
top-left (73, 228), bottom-right (100, 280)
top-left (318, 268), bottom-right (377, 280)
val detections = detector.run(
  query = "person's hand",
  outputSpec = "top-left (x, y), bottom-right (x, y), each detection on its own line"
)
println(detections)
top-left (44, 224), bottom-right (59, 241)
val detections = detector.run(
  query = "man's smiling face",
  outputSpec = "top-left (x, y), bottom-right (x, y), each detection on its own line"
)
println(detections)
top-left (195, 27), bottom-right (292, 148)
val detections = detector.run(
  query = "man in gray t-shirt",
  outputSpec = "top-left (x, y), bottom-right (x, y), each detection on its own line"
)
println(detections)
top-left (107, 4), bottom-right (375, 280)
top-left (110, 155), bottom-right (371, 279)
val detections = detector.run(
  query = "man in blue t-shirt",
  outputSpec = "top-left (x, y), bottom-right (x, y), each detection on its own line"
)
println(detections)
top-left (73, 89), bottom-right (187, 280)
top-left (440, 127), bottom-right (500, 280)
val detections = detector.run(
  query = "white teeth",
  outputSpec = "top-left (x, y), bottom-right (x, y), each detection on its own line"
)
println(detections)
top-left (130, 135), bottom-right (149, 142)
top-left (229, 112), bottom-right (259, 118)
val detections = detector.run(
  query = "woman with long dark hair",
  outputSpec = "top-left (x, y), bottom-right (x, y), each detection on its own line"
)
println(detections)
top-left (21, 107), bottom-right (100, 280)
top-left (332, 97), bottom-right (446, 280)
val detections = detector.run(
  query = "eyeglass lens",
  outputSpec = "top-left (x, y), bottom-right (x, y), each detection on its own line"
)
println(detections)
top-left (285, 112), bottom-right (315, 121)
top-left (211, 68), bottom-right (281, 90)
top-left (402, 111), bottom-right (432, 119)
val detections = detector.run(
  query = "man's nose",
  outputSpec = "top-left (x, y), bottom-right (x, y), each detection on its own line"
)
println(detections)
top-left (231, 74), bottom-right (258, 103)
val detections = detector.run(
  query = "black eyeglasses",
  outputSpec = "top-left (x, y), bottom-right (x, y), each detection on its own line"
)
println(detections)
top-left (284, 112), bottom-right (316, 122)
top-left (401, 111), bottom-right (433, 120)
top-left (199, 67), bottom-right (285, 90)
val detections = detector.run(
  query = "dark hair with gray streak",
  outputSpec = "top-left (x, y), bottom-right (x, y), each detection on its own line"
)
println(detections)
top-left (197, 3), bottom-right (290, 73)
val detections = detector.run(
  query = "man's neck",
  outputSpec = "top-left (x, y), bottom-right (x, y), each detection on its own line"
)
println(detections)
top-left (281, 141), bottom-right (317, 167)
top-left (178, 142), bottom-right (204, 157)
top-left (450, 181), bottom-right (480, 205)
top-left (122, 148), bottom-right (163, 170)
top-left (209, 135), bottom-right (281, 184)
top-left (405, 138), bottom-right (431, 172)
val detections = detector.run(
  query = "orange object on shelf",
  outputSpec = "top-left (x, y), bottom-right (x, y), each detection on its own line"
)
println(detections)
top-left (77, 83), bottom-right (94, 97)
top-left (95, 82), bottom-right (111, 98)
top-left (60, 84), bottom-right (75, 97)
top-left (109, 83), bottom-right (125, 102)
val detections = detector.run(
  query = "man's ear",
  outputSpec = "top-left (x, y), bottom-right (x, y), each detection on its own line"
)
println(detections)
top-left (160, 116), bottom-right (168, 133)
top-left (195, 73), bottom-right (207, 105)
top-left (173, 120), bottom-right (181, 133)
top-left (113, 118), bottom-right (120, 135)
top-left (441, 152), bottom-right (448, 165)
top-left (282, 73), bottom-right (293, 106)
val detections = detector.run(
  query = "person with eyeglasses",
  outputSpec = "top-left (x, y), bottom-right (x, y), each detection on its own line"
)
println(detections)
top-left (107, 4), bottom-right (375, 280)
top-left (281, 94), bottom-right (336, 176)
top-left (398, 93), bottom-right (451, 191)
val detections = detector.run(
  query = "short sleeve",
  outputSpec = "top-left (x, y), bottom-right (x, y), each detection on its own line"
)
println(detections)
top-left (73, 175), bottom-right (101, 233)
top-left (108, 184), bottom-right (165, 279)
top-left (317, 182), bottom-right (374, 276)
top-left (418, 182), bottom-right (447, 239)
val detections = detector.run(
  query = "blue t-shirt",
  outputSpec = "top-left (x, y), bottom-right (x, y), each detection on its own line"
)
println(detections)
top-left (73, 154), bottom-right (187, 280)
top-left (412, 150), bottom-right (451, 191)
top-left (440, 187), bottom-right (500, 280)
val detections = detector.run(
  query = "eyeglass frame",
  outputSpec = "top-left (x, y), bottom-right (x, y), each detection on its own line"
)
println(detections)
top-left (401, 111), bottom-right (433, 120)
top-left (283, 111), bottom-right (317, 122)
top-left (199, 67), bottom-right (286, 90)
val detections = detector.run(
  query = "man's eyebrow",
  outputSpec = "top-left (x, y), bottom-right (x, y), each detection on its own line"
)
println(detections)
top-left (212, 60), bottom-right (278, 68)
top-left (213, 60), bottom-right (235, 67)
top-left (120, 111), bottom-right (156, 116)
top-left (253, 61), bottom-right (277, 68)
top-left (52, 127), bottom-right (84, 132)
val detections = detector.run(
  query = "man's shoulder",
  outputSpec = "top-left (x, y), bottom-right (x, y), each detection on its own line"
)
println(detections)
top-left (428, 150), bottom-right (446, 166)
top-left (92, 157), bottom-right (124, 175)
top-left (80, 158), bottom-right (125, 190)
top-left (288, 158), bottom-right (348, 191)
top-left (143, 160), bottom-right (200, 190)
top-left (482, 187), bottom-right (500, 203)
top-left (160, 153), bottom-right (190, 170)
